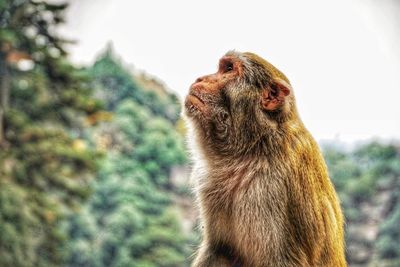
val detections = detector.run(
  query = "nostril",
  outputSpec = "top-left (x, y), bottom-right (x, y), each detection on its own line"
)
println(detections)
top-left (195, 76), bottom-right (206, 83)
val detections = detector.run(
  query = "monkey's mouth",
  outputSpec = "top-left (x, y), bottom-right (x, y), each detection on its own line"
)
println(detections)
top-left (187, 93), bottom-right (204, 105)
top-left (185, 93), bottom-right (206, 114)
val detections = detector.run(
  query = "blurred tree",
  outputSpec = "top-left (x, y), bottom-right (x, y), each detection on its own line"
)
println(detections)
top-left (367, 143), bottom-right (400, 265)
top-left (376, 202), bottom-right (400, 262)
top-left (90, 44), bottom-right (181, 122)
top-left (0, 1), bottom-right (100, 266)
top-left (65, 51), bottom-right (189, 267)
top-left (324, 142), bottom-right (400, 266)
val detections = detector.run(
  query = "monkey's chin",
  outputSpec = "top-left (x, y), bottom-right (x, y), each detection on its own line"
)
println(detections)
top-left (184, 94), bottom-right (207, 117)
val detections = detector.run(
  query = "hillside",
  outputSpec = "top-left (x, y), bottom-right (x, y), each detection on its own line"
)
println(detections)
top-left (64, 46), bottom-right (193, 267)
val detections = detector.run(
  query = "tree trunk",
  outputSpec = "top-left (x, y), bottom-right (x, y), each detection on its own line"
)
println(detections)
top-left (0, 51), bottom-right (10, 144)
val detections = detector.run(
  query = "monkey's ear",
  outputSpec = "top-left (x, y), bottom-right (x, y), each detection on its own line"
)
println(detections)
top-left (260, 78), bottom-right (291, 111)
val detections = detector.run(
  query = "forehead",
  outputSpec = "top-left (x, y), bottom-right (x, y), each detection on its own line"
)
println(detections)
top-left (222, 51), bottom-right (247, 62)
top-left (219, 51), bottom-right (250, 74)
top-left (219, 55), bottom-right (241, 65)
top-left (226, 51), bottom-right (290, 84)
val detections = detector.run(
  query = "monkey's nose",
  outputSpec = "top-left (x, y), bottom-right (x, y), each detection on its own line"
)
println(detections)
top-left (195, 76), bottom-right (206, 83)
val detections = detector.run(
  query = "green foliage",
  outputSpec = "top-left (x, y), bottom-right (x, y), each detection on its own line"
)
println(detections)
top-left (90, 45), bottom-right (180, 122)
top-left (65, 50), bottom-right (188, 267)
top-left (324, 142), bottom-right (400, 265)
top-left (1, 3), bottom-right (194, 266)
top-left (376, 202), bottom-right (400, 259)
top-left (0, 1), bottom-right (99, 266)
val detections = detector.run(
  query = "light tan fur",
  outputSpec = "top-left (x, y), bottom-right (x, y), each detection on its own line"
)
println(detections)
top-left (183, 51), bottom-right (346, 267)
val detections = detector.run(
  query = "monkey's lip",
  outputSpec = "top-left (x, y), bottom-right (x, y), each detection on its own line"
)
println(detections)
top-left (186, 93), bottom-right (205, 107)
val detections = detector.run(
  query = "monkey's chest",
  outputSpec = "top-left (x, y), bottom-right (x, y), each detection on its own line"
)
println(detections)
top-left (200, 175), bottom-right (249, 217)
top-left (201, 174), bottom-right (289, 252)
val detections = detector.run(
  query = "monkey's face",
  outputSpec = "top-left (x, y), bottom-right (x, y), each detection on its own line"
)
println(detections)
top-left (185, 54), bottom-right (241, 119)
top-left (184, 54), bottom-right (243, 146)
top-left (184, 51), bottom-right (295, 154)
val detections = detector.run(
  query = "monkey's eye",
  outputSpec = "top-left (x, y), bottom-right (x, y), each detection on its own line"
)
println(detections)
top-left (222, 62), bottom-right (234, 73)
top-left (219, 58), bottom-right (235, 73)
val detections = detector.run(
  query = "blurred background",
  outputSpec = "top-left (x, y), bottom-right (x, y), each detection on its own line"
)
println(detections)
top-left (0, 0), bottom-right (399, 267)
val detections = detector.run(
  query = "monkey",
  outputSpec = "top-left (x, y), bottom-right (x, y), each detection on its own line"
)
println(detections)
top-left (183, 51), bottom-right (346, 267)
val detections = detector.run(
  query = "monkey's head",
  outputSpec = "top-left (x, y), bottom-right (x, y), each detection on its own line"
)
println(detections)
top-left (184, 51), bottom-right (299, 156)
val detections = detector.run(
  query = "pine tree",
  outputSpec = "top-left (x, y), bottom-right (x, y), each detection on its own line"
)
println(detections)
top-left (0, 1), bottom-right (100, 266)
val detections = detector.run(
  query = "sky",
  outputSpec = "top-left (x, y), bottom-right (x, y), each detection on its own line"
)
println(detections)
top-left (59, 0), bottom-right (400, 143)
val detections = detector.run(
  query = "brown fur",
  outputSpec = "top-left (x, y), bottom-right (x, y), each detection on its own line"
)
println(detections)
top-left (183, 51), bottom-right (346, 267)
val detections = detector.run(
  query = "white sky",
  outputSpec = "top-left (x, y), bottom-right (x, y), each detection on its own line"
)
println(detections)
top-left (60, 0), bottom-right (400, 143)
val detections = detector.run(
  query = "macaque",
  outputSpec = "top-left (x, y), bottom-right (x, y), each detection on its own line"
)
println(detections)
top-left (183, 51), bottom-right (346, 267)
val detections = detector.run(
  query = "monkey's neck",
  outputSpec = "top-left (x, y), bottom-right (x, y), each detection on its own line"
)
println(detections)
top-left (201, 121), bottom-right (309, 163)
